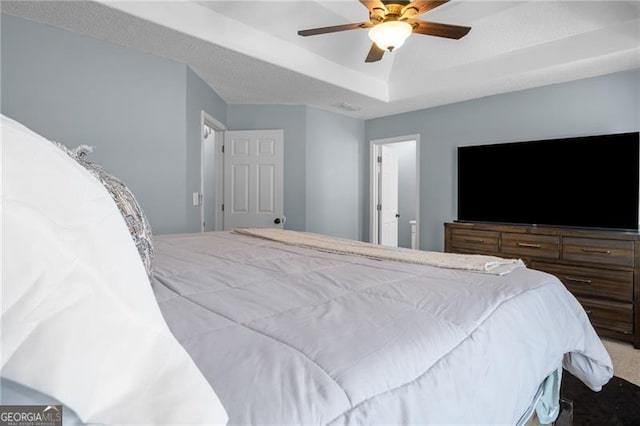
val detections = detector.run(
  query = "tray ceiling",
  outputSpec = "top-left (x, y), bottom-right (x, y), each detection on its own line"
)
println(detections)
top-left (2, 1), bottom-right (639, 119)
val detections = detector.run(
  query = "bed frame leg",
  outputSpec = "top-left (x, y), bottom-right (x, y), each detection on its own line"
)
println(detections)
top-left (554, 398), bottom-right (573, 426)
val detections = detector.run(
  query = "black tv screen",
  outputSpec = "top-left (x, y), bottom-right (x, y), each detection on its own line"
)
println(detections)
top-left (457, 132), bottom-right (640, 230)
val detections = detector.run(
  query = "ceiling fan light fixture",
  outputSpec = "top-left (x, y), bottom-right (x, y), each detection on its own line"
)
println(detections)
top-left (368, 21), bottom-right (413, 52)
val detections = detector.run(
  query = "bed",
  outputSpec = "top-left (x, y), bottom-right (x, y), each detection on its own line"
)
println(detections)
top-left (149, 229), bottom-right (613, 425)
top-left (2, 113), bottom-right (613, 425)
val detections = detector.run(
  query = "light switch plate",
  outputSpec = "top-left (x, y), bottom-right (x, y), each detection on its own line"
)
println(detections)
top-left (193, 192), bottom-right (200, 206)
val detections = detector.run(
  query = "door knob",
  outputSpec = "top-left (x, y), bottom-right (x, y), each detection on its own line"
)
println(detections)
top-left (274, 218), bottom-right (282, 224)
top-left (395, 214), bottom-right (400, 218)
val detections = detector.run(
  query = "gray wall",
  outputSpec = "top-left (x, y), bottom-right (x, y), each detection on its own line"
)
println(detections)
top-left (306, 107), bottom-right (364, 241)
top-left (226, 105), bottom-right (308, 232)
top-left (227, 105), bottom-right (366, 239)
top-left (1, 13), bottom-right (189, 234)
top-left (365, 69), bottom-right (640, 251)
top-left (6, 13), bottom-right (637, 248)
top-left (0, 12), bottom-right (366, 239)
top-left (1, 13), bottom-right (230, 235)
top-left (186, 68), bottom-right (228, 232)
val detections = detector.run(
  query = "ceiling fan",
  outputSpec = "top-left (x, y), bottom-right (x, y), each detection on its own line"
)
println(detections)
top-left (297, 0), bottom-right (471, 63)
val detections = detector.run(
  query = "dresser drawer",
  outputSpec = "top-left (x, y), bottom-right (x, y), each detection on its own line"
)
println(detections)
top-left (562, 237), bottom-right (634, 267)
top-left (577, 297), bottom-right (633, 337)
top-left (532, 261), bottom-right (633, 302)
top-left (501, 233), bottom-right (560, 259)
top-left (450, 229), bottom-right (499, 254)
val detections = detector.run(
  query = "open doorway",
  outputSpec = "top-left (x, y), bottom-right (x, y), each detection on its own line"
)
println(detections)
top-left (200, 111), bottom-right (226, 232)
top-left (370, 135), bottom-right (420, 249)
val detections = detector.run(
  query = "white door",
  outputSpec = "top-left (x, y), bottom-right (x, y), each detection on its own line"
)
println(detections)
top-left (379, 145), bottom-right (399, 247)
top-left (223, 130), bottom-right (284, 230)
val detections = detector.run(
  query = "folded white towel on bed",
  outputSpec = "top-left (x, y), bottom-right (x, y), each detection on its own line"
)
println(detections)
top-left (233, 228), bottom-right (525, 276)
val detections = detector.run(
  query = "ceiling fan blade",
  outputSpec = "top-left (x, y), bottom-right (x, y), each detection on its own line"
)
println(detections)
top-left (402, 1), bottom-right (449, 18)
top-left (365, 43), bottom-right (385, 63)
top-left (409, 20), bottom-right (471, 39)
top-left (359, 0), bottom-right (388, 13)
top-left (298, 22), bottom-right (371, 37)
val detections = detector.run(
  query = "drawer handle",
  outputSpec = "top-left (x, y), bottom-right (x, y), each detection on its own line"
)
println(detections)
top-left (624, 331), bottom-right (631, 335)
top-left (585, 310), bottom-right (593, 315)
top-left (516, 242), bottom-right (542, 249)
top-left (564, 276), bottom-right (592, 285)
top-left (581, 248), bottom-right (612, 255)
top-left (463, 237), bottom-right (485, 243)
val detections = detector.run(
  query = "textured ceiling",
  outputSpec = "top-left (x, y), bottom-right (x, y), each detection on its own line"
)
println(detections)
top-left (2, 1), bottom-right (639, 119)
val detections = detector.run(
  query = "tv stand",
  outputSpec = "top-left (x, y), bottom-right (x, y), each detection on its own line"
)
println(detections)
top-left (444, 222), bottom-right (640, 349)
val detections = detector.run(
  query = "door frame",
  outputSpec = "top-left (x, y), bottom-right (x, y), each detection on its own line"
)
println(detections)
top-left (369, 134), bottom-right (421, 249)
top-left (200, 110), bottom-right (227, 232)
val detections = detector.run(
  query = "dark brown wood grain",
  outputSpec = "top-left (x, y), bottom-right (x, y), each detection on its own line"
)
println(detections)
top-left (365, 43), bottom-right (385, 62)
top-left (578, 297), bottom-right (633, 337)
top-left (402, 1), bottom-right (449, 18)
top-left (297, 22), bottom-right (371, 37)
top-left (635, 239), bottom-right (640, 348)
top-left (501, 233), bottom-right (560, 259)
top-left (408, 20), bottom-right (471, 39)
top-left (563, 237), bottom-right (634, 268)
top-left (532, 261), bottom-right (633, 303)
top-left (444, 221), bottom-right (640, 348)
top-left (359, 0), bottom-right (389, 13)
top-left (449, 228), bottom-right (500, 254)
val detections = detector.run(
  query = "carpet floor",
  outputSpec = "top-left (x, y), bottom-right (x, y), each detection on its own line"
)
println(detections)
top-left (560, 371), bottom-right (640, 426)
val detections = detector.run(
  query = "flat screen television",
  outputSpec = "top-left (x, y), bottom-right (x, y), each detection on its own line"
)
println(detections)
top-left (457, 132), bottom-right (640, 231)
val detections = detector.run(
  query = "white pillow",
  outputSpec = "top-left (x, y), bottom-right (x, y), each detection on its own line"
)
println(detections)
top-left (1, 114), bottom-right (228, 425)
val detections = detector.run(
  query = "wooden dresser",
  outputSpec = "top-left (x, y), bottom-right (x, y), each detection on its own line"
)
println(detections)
top-left (444, 222), bottom-right (640, 349)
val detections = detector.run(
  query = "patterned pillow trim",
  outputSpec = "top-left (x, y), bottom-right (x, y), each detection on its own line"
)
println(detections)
top-left (53, 143), bottom-right (154, 278)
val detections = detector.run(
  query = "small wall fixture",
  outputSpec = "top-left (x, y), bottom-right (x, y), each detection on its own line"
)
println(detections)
top-left (368, 21), bottom-right (413, 52)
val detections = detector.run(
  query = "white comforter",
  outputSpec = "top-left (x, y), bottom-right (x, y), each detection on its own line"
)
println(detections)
top-left (151, 231), bottom-right (613, 425)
